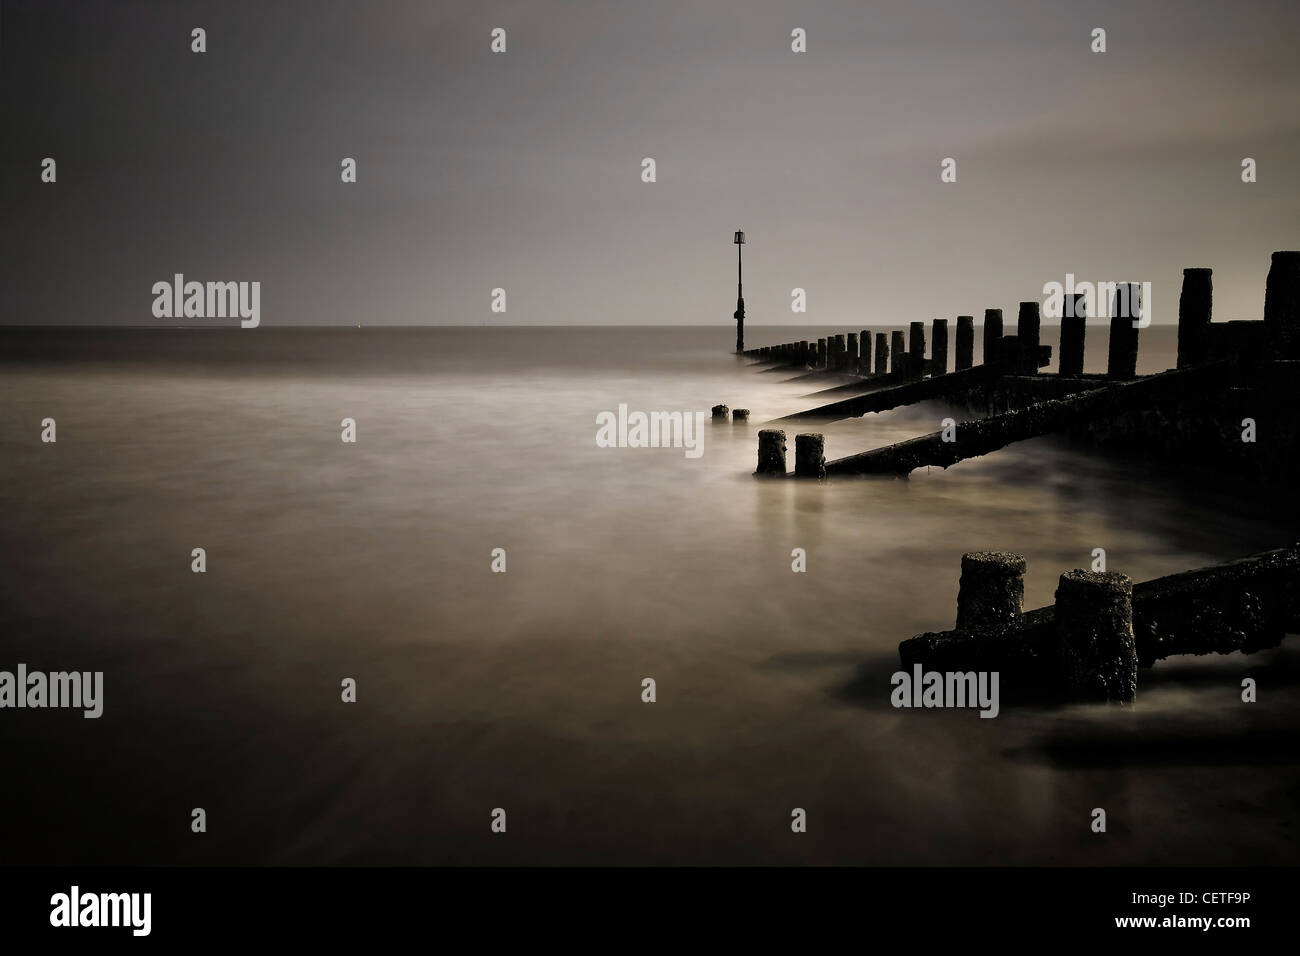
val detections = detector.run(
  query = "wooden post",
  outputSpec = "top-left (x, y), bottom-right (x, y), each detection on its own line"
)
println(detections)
top-left (890, 330), bottom-right (906, 375)
top-left (1056, 570), bottom-right (1137, 703)
top-left (956, 551), bottom-right (1026, 632)
top-left (875, 332), bottom-right (889, 374)
top-left (955, 315), bottom-right (974, 370)
top-left (908, 321), bottom-right (926, 377)
top-left (794, 433), bottom-right (826, 478)
top-left (1059, 293), bottom-right (1086, 377)
top-left (711, 404), bottom-right (729, 421)
top-left (1107, 283), bottom-right (1141, 379)
top-left (860, 330), bottom-right (871, 374)
top-left (931, 319), bottom-right (949, 377)
top-left (846, 332), bottom-right (859, 371)
top-left (983, 308), bottom-right (1003, 365)
top-left (1264, 251), bottom-right (1300, 360)
top-left (732, 408), bottom-right (749, 422)
top-left (755, 429), bottom-right (787, 476)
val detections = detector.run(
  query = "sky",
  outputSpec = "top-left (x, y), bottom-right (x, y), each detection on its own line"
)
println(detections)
top-left (3, 0), bottom-right (1298, 326)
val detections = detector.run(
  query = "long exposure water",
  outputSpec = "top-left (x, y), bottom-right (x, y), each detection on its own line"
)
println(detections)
top-left (1, 325), bottom-right (1296, 865)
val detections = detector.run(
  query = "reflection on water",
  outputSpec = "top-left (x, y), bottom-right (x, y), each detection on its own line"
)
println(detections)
top-left (0, 326), bottom-right (1295, 865)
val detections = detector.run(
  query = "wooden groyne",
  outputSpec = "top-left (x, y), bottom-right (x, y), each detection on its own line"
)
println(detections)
top-left (822, 362), bottom-right (1225, 476)
top-left (774, 363), bottom-right (1000, 422)
top-left (896, 545), bottom-right (1300, 705)
top-left (745, 251), bottom-right (1300, 482)
top-left (747, 298), bottom-right (1062, 422)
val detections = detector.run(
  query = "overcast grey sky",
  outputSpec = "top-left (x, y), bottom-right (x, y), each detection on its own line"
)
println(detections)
top-left (3, 0), bottom-right (1298, 326)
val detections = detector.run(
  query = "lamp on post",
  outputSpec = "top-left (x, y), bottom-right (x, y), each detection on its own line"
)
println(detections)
top-left (733, 230), bottom-right (746, 353)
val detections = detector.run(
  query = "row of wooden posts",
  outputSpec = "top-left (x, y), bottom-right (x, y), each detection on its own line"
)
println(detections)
top-left (740, 252), bottom-right (1300, 477)
top-left (744, 252), bottom-right (1300, 381)
top-left (741, 283), bottom-right (1150, 381)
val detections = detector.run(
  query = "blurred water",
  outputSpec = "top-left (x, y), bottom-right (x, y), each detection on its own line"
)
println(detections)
top-left (1, 326), bottom-right (1296, 865)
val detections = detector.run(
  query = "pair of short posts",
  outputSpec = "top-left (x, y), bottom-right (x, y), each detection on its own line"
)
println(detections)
top-left (712, 405), bottom-right (749, 423)
top-left (755, 429), bottom-right (825, 479)
top-left (957, 551), bottom-right (1137, 703)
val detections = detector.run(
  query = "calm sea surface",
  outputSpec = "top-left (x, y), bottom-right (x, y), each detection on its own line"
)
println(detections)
top-left (1, 325), bottom-right (1296, 864)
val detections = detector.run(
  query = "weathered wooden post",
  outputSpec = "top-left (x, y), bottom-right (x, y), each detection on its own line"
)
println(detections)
top-left (711, 404), bottom-right (729, 421)
top-left (846, 332), bottom-right (859, 372)
top-left (874, 333), bottom-right (888, 374)
top-left (1107, 283), bottom-right (1141, 379)
top-left (983, 308), bottom-right (1003, 366)
top-left (955, 315), bottom-right (974, 370)
top-left (732, 408), bottom-right (749, 422)
top-left (908, 321), bottom-right (926, 377)
top-left (1177, 268), bottom-right (1212, 368)
top-left (817, 338), bottom-right (827, 369)
top-left (755, 429), bottom-right (787, 476)
top-left (890, 330), bottom-right (906, 374)
top-left (1055, 570), bottom-right (1137, 703)
top-left (859, 330), bottom-right (871, 374)
top-left (931, 319), bottom-right (949, 377)
top-left (955, 551), bottom-right (1026, 631)
top-left (794, 433), bottom-right (826, 478)
top-left (1264, 251), bottom-right (1300, 360)
top-left (1059, 293), bottom-right (1086, 377)
top-left (1016, 301), bottom-right (1041, 374)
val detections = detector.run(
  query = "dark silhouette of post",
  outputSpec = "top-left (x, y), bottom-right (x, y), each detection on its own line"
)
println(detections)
top-left (733, 230), bottom-right (746, 353)
top-left (1059, 293), bottom-right (1086, 376)
top-left (1263, 251), bottom-right (1299, 360)
top-left (860, 329), bottom-right (871, 374)
top-left (874, 332), bottom-right (888, 373)
top-left (955, 316), bottom-right (974, 370)
top-left (1107, 283), bottom-right (1141, 379)
top-left (890, 330), bottom-right (906, 374)
top-left (908, 321), bottom-right (926, 377)
top-left (983, 309), bottom-right (1003, 366)
top-left (1178, 268), bottom-right (1212, 368)
top-left (931, 319), bottom-right (949, 376)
